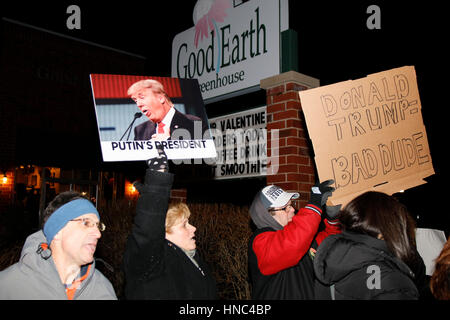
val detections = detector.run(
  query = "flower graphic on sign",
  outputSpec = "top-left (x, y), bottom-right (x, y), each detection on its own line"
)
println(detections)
top-left (193, 0), bottom-right (231, 73)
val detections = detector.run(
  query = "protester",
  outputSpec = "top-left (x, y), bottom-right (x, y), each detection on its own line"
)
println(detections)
top-left (314, 191), bottom-right (423, 300)
top-left (248, 180), bottom-right (341, 299)
top-left (430, 237), bottom-right (450, 300)
top-left (0, 192), bottom-right (117, 300)
top-left (122, 147), bottom-right (217, 299)
top-left (128, 79), bottom-right (208, 140)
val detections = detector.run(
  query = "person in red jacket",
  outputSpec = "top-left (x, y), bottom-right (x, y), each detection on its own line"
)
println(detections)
top-left (248, 180), bottom-right (341, 299)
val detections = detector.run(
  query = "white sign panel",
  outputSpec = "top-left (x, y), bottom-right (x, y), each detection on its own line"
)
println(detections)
top-left (89, 74), bottom-right (216, 162)
top-left (209, 106), bottom-right (267, 179)
top-left (172, 0), bottom-right (280, 101)
top-left (100, 139), bottom-right (216, 161)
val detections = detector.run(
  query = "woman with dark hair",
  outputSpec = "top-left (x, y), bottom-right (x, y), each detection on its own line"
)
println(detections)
top-left (313, 191), bottom-right (422, 300)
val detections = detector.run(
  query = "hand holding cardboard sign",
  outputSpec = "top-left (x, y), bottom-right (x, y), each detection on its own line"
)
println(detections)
top-left (309, 179), bottom-right (335, 208)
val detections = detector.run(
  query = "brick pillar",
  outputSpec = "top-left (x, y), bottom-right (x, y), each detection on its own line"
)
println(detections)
top-left (261, 71), bottom-right (320, 208)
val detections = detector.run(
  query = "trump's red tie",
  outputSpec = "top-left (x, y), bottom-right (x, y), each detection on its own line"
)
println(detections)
top-left (157, 122), bottom-right (165, 134)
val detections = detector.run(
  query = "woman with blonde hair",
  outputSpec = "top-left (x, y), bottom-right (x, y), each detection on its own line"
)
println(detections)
top-left (123, 148), bottom-right (216, 299)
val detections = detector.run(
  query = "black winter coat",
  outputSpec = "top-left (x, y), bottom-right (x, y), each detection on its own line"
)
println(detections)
top-left (314, 231), bottom-right (419, 300)
top-left (123, 170), bottom-right (217, 299)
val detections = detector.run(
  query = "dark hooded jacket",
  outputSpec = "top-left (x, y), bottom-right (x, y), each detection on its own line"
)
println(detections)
top-left (314, 231), bottom-right (419, 300)
top-left (248, 193), bottom-right (340, 299)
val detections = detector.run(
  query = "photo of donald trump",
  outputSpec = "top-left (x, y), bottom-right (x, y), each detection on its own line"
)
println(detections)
top-left (128, 79), bottom-right (209, 141)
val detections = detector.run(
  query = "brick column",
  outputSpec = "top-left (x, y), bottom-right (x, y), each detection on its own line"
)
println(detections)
top-left (261, 71), bottom-right (320, 208)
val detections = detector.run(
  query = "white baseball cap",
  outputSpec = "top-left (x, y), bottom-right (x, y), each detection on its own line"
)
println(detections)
top-left (260, 185), bottom-right (299, 209)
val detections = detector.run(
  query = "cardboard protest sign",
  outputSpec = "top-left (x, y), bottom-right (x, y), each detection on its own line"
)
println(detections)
top-left (89, 74), bottom-right (215, 161)
top-left (209, 106), bottom-right (267, 179)
top-left (299, 66), bottom-right (434, 206)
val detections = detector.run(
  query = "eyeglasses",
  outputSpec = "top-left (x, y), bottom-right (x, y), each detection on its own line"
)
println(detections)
top-left (270, 203), bottom-right (295, 213)
top-left (70, 218), bottom-right (106, 232)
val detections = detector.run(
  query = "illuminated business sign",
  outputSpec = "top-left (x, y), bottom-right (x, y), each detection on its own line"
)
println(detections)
top-left (209, 106), bottom-right (267, 179)
top-left (171, 0), bottom-right (281, 101)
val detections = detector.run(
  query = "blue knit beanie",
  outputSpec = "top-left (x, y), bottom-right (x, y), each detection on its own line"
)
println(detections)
top-left (43, 198), bottom-right (100, 245)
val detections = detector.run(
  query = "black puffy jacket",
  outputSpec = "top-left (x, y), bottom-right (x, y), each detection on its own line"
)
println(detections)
top-left (314, 231), bottom-right (419, 300)
top-left (123, 169), bottom-right (217, 299)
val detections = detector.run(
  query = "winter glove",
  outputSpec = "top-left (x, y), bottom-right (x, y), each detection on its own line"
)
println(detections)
top-left (324, 204), bottom-right (342, 221)
top-left (146, 146), bottom-right (168, 173)
top-left (309, 179), bottom-right (335, 208)
top-left (133, 147), bottom-right (169, 194)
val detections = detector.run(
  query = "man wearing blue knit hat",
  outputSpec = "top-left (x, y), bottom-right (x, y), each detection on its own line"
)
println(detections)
top-left (0, 191), bottom-right (117, 300)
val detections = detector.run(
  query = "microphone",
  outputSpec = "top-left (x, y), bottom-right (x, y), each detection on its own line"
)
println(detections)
top-left (120, 112), bottom-right (143, 141)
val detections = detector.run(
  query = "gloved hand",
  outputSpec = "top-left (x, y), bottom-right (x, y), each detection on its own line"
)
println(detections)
top-left (309, 179), bottom-right (335, 208)
top-left (133, 147), bottom-right (169, 194)
top-left (146, 146), bottom-right (168, 173)
top-left (324, 204), bottom-right (341, 221)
